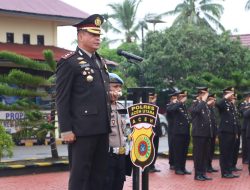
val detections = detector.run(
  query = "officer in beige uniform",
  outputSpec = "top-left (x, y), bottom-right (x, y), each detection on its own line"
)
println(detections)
top-left (104, 73), bottom-right (127, 190)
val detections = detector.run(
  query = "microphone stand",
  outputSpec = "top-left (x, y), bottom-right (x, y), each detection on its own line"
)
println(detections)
top-left (125, 58), bottom-right (153, 190)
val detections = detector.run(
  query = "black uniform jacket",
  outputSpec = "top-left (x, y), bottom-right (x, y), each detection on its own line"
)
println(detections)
top-left (239, 101), bottom-right (249, 131)
top-left (166, 102), bottom-right (176, 135)
top-left (242, 106), bottom-right (250, 138)
top-left (167, 102), bottom-right (190, 135)
top-left (209, 107), bottom-right (218, 137)
top-left (216, 98), bottom-right (238, 134)
top-left (56, 47), bottom-right (111, 136)
top-left (190, 101), bottom-right (212, 137)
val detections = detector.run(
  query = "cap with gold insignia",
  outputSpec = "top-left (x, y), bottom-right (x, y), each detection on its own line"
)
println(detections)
top-left (73, 14), bottom-right (104, 35)
top-left (169, 91), bottom-right (178, 98)
top-left (176, 90), bottom-right (188, 96)
top-left (208, 93), bottom-right (216, 98)
top-left (223, 86), bottom-right (235, 93)
top-left (196, 87), bottom-right (208, 94)
top-left (243, 91), bottom-right (250, 98)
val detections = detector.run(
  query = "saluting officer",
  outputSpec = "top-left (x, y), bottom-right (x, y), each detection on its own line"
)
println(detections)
top-left (166, 92), bottom-right (178, 170)
top-left (216, 87), bottom-right (239, 178)
top-left (104, 73), bottom-right (127, 190)
top-left (239, 92), bottom-right (250, 164)
top-left (169, 90), bottom-right (191, 175)
top-left (206, 93), bottom-right (219, 173)
top-left (190, 87), bottom-right (213, 181)
top-left (56, 14), bottom-right (111, 190)
top-left (231, 94), bottom-right (242, 172)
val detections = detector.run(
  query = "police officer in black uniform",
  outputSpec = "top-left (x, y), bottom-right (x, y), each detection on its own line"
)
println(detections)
top-left (166, 92), bottom-right (178, 170)
top-left (231, 94), bottom-right (242, 172)
top-left (56, 14), bottom-right (111, 190)
top-left (169, 90), bottom-right (191, 175)
top-left (239, 92), bottom-right (250, 164)
top-left (190, 87), bottom-right (213, 181)
top-left (241, 92), bottom-right (250, 174)
top-left (206, 93), bottom-right (219, 173)
top-left (216, 87), bottom-right (239, 178)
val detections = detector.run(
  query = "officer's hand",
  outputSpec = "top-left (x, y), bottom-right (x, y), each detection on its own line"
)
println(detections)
top-left (62, 132), bottom-right (76, 143)
top-left (224, 92), bottom-right (234, 100)
top-left (207, 99), bottom-right (214, 105)
top-left (201, 92), bottom-right (209, 101)
top-left (110, 91), bottom-right (122, 101)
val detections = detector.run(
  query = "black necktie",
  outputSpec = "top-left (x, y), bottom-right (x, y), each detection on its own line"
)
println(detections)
top-left (91, 54), bottom-right (100, 68)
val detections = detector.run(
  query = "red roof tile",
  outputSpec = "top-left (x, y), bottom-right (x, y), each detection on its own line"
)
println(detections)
top-left (0, 0), bottom-right (88, 23)
top-left (0, 42), bottom-right (70, 61)
top-left (231, 34), bottom-right (250, 47)
top-left (0, 43), bottom-right (119, 67)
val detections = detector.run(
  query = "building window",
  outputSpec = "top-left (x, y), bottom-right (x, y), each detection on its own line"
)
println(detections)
top-left (6, 33), bottom-right (14, 43)
top-left (23, 34), bottom-right (30, 45)
top-left (37, 35), bottom-right (44, 45)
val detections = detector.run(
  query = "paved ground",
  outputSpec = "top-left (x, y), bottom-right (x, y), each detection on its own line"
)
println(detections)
top-left (1, 157), bottom-right (250, 190)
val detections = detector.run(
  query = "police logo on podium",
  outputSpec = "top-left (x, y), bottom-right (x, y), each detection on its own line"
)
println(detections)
top-left (127, 103), bottom-right (159, 171)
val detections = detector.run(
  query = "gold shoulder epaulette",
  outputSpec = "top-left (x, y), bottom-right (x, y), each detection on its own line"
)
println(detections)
top-left (62, 51), bottom-right (75, 59)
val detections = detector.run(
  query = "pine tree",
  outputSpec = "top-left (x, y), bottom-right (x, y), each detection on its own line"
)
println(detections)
top-left (0, 50), bottom-right (59, 158)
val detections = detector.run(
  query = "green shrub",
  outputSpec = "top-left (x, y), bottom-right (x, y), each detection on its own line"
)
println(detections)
top-left (0, 125), bottom-right (14, 161)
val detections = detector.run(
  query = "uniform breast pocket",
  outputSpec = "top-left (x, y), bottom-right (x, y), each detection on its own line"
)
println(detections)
top-left (78, 66), bottom-right (96, 84)
top-left (82, 106), bottom-right (98, 115)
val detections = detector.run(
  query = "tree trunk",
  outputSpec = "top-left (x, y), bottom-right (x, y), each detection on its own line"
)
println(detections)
top-left (50, 94), bottom-right (59, 159)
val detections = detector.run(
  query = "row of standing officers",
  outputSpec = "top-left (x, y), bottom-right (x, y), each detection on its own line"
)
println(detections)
top-left (166, 86), bottom-right (250, 181)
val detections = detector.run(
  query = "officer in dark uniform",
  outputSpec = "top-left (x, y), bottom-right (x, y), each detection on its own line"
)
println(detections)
top-left (206, 93), bottom-right (219, 173)
top-left (169, 90), bottom-right (191, 175)
top-left (241, 92), bottom-right (250, 174)
top-left (56, 14), bottom-right (111, 190)
top-left (190, 87), bottom-right (213, 181)
top-left (166, 92), bottom-right (178, 170)
top-left (148, 93), bottom-right (162, 173)
top-left (104, 73), bottom-right (126, 190)
top-left (216, 87), bottom-right (239, 178)
top-left (231, 94), bottom-right (242, 172)
top-left (239, 92), bottom-right (250, 164)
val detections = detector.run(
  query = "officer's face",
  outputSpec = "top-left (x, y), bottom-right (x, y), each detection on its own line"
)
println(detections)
top-left (78, 31), bottom-right (101, 53)
top-left (110, 83), bottom-right (122, 102)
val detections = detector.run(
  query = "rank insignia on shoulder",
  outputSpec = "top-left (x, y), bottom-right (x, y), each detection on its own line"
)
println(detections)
top-left (104, 64), bottom-right (109, 73)
top-left (62, 51), bottom-right (75, 59)
top-left (77, 57), bottom-right (84, 60)
top-left (79, 60), bottom-right (87, 64)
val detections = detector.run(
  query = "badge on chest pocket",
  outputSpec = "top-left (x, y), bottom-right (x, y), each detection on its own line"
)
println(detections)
top-left (82, 66), bottom-right (95, 82)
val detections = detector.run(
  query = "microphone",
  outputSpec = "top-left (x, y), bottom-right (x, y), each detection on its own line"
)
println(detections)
top-left (117, 49), bottom-right (143, 62)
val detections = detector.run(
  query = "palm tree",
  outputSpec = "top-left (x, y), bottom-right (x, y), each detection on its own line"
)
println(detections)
top-left (246, 0), bottom-right (250, 10)
top-left (160, 0), bottom-right (225, 32)
top-left (107, 0), bottom-right (142, 42)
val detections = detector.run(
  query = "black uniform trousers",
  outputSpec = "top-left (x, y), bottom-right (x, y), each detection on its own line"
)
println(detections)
top-left (247, 138), bottom-right (250, 172)
top-left (193, 136), bottom-right (209, 176)
top-left (231, 136), bottom-right (240, 168)
top-left (173, 134), bottom-right (190, 171)
top-left (104, 153), bottom-right (126, 190)
top-left (149, 135), bottom-right (159, 168)
top-left (167, 132), bottom-right (175, 167)
top-left (68, 134), bottom-right (109, 190)
top-left (218, 133), bottom-right (236, 175)
top-left (207, 136), bottom-right (216, 169)
top-left (242, 130), bottom-right (248, 163)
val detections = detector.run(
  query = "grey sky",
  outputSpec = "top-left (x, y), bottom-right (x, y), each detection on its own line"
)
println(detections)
top-left (58, 0), bottom-right (250, 50)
